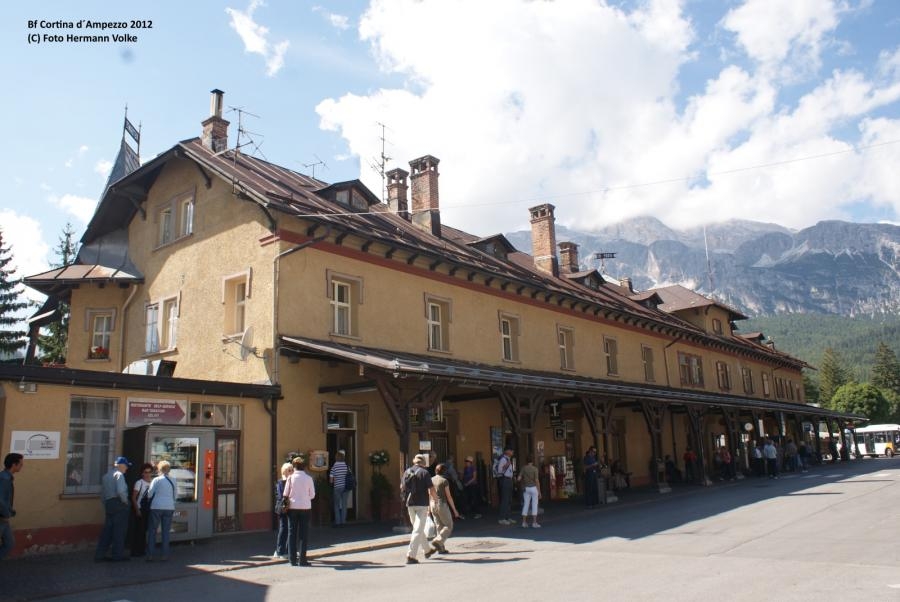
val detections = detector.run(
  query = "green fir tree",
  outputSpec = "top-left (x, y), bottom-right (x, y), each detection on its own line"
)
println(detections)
top-left (0, 229), bottom-right (28, 357)
top-left (818, 347), bottom-right (851, 407)
top-left (871, 341), bottom-right (900, 398)
top-left (38, 222), bottom-right (77, 364)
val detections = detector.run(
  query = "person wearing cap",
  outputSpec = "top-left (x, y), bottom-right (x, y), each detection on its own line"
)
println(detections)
top-left (401, 453), bottom-right (437, 564)
top-left (462, 455), bottom-right (481, 519)
top-left (95, 456), bottom-right (132, 561)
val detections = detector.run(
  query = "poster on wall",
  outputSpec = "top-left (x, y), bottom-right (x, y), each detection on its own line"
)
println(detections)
top-left (490, 426), bottom-right (503, 461)
top-left (10, 431), bottom-right (61, 458)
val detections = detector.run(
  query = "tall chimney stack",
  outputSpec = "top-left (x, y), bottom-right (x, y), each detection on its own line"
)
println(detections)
top-left (558, 241), bottom-right (580, 274)
top-left (386, 167), bottom-right (410, 220)
top-left (409, 155), bottom-right (441, 237)
top-left (529, 203), bottom-right (558, 276)
top-left (201, 89), bottom-right (229, 153)
top-left (619, 277), bottom-right (634, 293)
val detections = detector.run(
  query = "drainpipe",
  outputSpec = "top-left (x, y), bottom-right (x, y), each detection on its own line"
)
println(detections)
top-left (118, 283), bottom-right (139, 372)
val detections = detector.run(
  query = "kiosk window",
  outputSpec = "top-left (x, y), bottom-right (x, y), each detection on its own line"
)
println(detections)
top-left (149, 436), bottom-right (199, 503)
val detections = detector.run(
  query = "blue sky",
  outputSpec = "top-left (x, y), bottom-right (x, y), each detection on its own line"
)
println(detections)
top-left (2, 0), bottom-right (899, 298)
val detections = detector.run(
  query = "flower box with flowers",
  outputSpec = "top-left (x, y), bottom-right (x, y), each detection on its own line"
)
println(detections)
top-left (88, 346), bottom-right (109, 360)
top-left (368, 449), bottom-right (390, 467)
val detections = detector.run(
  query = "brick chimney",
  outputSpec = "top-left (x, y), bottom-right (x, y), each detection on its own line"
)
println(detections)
top-left (409, 155), bottom-right (441, 237)
top-left (201, 89), bottom-right (229, 153)
top-left (558, 241), bottom-right (579, 274)
top-left (619, 277), bottom-right (633, 293)
top-left (386, 167), bottom-right (410, 220)
top-left (530, 204), bottom-right (558, 276)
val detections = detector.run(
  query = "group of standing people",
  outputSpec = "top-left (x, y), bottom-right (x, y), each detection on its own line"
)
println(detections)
top-left (95, 456), bottom-right (177, 562)
top-left (273, 456), bottom-right (316, 566)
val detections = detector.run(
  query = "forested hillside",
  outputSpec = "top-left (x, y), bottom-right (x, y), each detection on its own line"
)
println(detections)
top-left (741, 314), bottom-right (900, 383)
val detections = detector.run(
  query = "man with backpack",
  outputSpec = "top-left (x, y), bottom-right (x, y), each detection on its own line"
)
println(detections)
top-left (494, 448), bottom-right (515, 525)
top-left (401, 454), bottom-right (437, 564)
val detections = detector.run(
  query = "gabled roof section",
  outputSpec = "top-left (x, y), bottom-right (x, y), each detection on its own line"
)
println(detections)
top-left (562, 269), bottom-right (605, 291)
top-left (466, 234), bottom-right (517, 261)
top-left (101, 139), bottom-right (141, 199)
top-left (652, 284), bottom-right (748, 320)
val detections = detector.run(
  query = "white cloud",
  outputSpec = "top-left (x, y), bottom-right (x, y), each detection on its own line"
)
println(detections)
top-left (722, 0), bottom-right (847, 78)
top-left (226, 0), bottom-right (290, 76)
top-left (0, 209), bottom-right (50, 302)
top-left (48, 194), bottom-right (98, 225)
top-left (94, 159), bottom-right (113, 178)
top-left (78, 145), bottom-right (89, 155)
top-left (39, 182), bottom-right (52, 191)
top-left (316, 0), bottom-right (900, 234)
top-left (312, 6), bottom-right (351, 30)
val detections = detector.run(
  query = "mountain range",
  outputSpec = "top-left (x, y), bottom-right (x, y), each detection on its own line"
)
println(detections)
top-left (505, 218), bottom-right (900, 317)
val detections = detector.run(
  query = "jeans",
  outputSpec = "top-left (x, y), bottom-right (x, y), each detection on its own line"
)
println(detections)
top-left (148, 509), bottom-right (174, 558)
top-left (275, 512), bottom-right (289, 555)
top-left (584, 470), bottom-right (599, 506)
top-left (464, 484), bottom-right (480, 516)
top-left (95, 498), bottom-right (130, 560)
top-left (498, 477), bottom-right (513, 521)
top-left (0, 519), bottom-right (14, 560)
top-left (287, 509), bottom-right (310, 564)
top-left (406, 505), bottom-right (428, 558)
top-left (333, 487), bottom-right (349, 525)
top-left (521, 485), bottom-right (539, 519)
top-left (766, 458), bottom-right (778, 477)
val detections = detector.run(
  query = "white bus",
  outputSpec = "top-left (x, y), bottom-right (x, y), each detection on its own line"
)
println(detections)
top-left (850, 424), bottom-right (900, 458)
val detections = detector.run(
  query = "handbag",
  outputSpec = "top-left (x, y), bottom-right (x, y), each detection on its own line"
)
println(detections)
top-left (274, 497), bottom-right (286, 514)
top-left (139, 487), bottom-right (152, 514)
top-left (425, 513), bottom-right (437, 540)
top-left (345, 469), bottom-right (355, 493)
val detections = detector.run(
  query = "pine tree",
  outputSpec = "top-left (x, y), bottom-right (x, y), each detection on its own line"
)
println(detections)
top-left (819, 347), bottom-right (850, 407)
top-left (38, 222), bottom-right (77, 364)
top-left (803, 372), bottom-right (819, 405)
top-left (871, 341), bottom-right (900, 397)
top-left (0, 229), bottom-right (28, 357)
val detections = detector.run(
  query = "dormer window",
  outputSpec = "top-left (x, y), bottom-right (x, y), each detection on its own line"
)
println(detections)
top-left (712, 318), bottom-right (723, 334)
top-left (468, 234), bottom-right (516, 262)
top-left (336, 189), bottom-right (350, 206)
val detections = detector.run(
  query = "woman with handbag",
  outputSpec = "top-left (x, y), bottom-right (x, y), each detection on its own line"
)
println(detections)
top-left (129, 463), bottom-right (154, 557)
top-left (273, 462), bottom-right (293, 559)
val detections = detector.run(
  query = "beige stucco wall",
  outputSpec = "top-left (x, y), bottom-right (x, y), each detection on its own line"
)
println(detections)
top-left (0, 380), bottom-right (269, 549)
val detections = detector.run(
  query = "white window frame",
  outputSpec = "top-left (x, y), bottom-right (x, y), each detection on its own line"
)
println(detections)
top-left (145, 303), bottom-right (160, 354)
top-left (222, 270), bottom-right (252, 337)
top-left (641, 344), bottom-right (655, 382)
top-left (712, 318), bottom-right (723, 334)
top-left (499, 312), bottom-right (520, 362)
top-left (425, 295), bottom-right (452, 352)
top-left (145, 295), bottom-right (178, 354)
top-left (157, 205), bottom-right (173, 246)
top-left (716, 361), bottom-right (732, 390)
top-left (603, 336), bottom-right (619, 376)
top-left (180, 195), bottom-right (194, 236)
top-left (155, 189), bottom-right (196, 248)
top-left (679, 352), bottom-right (704, 387)
top-left (326, 270), bottom-right (363, 339)
top-left (90, 314), bottom-right (113, 359)
top-left (558, 326), bottom-right (574, 370)
top-left (64, 396), bottom-right (118, 495)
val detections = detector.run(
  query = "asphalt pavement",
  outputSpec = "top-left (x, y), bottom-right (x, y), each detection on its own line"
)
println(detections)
top-left (0, 460), bottom-right (854, 601)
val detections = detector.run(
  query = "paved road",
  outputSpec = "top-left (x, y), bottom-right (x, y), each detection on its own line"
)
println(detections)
top-left (42, 458), bottom-right (900, 602)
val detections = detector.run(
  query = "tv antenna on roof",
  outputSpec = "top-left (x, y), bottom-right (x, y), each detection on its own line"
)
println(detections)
top-left (367, 121), bottom-right (392, 203)
top-left (302, 154), bottom-right (328, 180)
top-left (224, 106), bottom-right (267, 161)
top-left (594, 251), bottom-right (617, 275)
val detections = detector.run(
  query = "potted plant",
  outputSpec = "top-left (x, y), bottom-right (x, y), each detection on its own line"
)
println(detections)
top-left (368, 449), bottom-right (392, 520)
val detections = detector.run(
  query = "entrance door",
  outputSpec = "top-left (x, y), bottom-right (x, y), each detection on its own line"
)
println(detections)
top-left (215, 431), bottom-right (240, 532)
top-left (326, 412), bottom-right (357, 522)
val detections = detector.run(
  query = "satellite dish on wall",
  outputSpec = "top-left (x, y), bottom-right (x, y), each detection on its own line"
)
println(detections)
top-left (238, 326), bottom-right (257, 361)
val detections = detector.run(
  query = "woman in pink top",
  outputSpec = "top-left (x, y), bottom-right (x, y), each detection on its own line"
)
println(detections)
top-left (282, 456), bottom-right (316, 566)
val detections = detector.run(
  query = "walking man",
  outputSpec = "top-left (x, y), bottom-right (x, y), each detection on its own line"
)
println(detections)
top-left (329, 451), bottom-right (350, 526)
top-left (496, 448), bottom-right (515, 525)
top-left (96, 456), bottom-right (132, 561)
top-left (402, 453), bottom-right (437, 564)
top-left (0, 453), bottom-right (24, 560)
top-left (425, 464), bottom-right (460, 557)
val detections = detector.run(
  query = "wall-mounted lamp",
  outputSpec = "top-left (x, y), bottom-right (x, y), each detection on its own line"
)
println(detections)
top-left (17, 382), bottom-right (37, 393)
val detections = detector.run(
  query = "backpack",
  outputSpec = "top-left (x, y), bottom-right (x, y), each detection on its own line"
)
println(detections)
top-left (400, 467), bottom-right (419, 505)
top-left (492, 455), bottom-right (507, 478)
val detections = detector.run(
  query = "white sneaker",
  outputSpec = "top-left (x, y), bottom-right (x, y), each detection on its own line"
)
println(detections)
top-left (532, 523), bottom-right (541, 528)
top-left (521, 522), bottom-right (528, 528)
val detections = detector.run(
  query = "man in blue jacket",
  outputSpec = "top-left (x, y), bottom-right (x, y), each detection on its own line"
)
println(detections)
top-left (0, 453), bottom-right (24, 560)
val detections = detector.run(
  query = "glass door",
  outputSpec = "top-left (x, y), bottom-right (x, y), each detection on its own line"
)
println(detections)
top-left (215, 431), bottom-right (240, 532)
